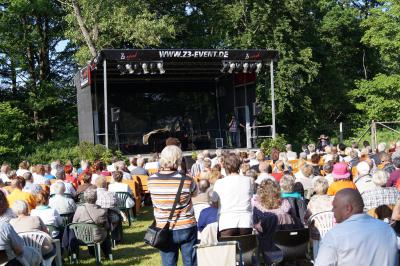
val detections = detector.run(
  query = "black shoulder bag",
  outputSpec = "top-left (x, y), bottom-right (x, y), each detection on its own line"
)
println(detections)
top-left (144, 176), bottom-right (185, 249)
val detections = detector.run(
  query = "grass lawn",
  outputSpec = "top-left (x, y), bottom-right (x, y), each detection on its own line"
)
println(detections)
top-left (65, 206), bottom-right (184, 265)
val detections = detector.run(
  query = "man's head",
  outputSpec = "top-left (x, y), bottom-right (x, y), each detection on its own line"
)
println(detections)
top-left (96, 175), bottom-right (107, 189)
top-left (332, 188), bottom-right (364, 223)
top-left (11, 177), bottom-right (25, 190)
top-left (259, 161), bottom-right (272, 174)
top-left (22, 172), bottom-right (33, 182)
top-left (285, 144), bottom-right (293, 152)
top-left (356, 161), bottom-right (370, 176)
top-left (113, 171), bottom-right (123, 183)
top-left (0, 164), bottom-right (10, 174)
top-left (198, 179), bottom-right (210, 193)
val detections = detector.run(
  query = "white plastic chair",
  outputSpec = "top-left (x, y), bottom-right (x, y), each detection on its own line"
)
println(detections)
top-left (309, 211), bottom-right (335, 259)
top-left (19, 231), bottom-right (56, 266)
top-left (195, 241), bottom-right (242, 266)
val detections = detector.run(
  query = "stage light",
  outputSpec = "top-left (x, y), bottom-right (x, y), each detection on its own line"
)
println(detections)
top-left (149, 62), bottom-right (157, 75)
top-left (255, 62), bottom-right (262, 74)
top-left (228, 62), bottom-right (235, 74)
top-left (249, 63), bottom-right (257, 73)
top-left (243, 62), bottom-right (249, 73)
top-left (117, 64), bottom-right (126, 75)
top-left (157, 62), bottom-right (165, 74)
top-left (220, 62), bottom-right (229, 73)
top-left (235, 62), bottom-right (243, 73)
top-left (133, 63), bottom-right (141, 74)
top-left (142, 63), bottom-right (149, 74)
top-left (125, 63), bottom-right (134, 74)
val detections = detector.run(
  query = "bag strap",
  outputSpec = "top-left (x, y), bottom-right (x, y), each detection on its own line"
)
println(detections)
top-left (168, 175), bottom-right (186, 222)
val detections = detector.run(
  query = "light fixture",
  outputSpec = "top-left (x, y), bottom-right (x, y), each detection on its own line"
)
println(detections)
top-left (157, 62), bottom-right (165, 74)
top-left (243, 63), bottom-right (249, 73)
top-left (133, 63), bottom-right (141, 74)
top-left (142, 63), bottom-right (149, 74)
top-left (125, 63), bottom-right (134, 74)
top-left (117, 64), bottom-right (125, 75)
top-left (249, 63), bottom-right (257, 73)
top-left (228, 62), bottom-right (235, 74)
top-left (255, 62), bottom-right (262, 74)
top-left (220, 62), bottom-right (229, 73)
top-left (235, 63), bottom-right (243, 73)
top-left (149, 63), bottom-right (157, 74)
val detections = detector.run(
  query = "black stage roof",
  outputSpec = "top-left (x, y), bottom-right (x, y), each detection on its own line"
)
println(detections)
top-left (84, 49), bottom-right (279, 83)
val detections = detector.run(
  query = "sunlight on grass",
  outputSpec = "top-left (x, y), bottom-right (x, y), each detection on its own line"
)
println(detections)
top-left (66, 206), bottom-right (183, 265)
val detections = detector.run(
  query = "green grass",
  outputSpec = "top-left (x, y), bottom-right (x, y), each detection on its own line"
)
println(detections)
top-left (65, 206), bottom-right (183, 265)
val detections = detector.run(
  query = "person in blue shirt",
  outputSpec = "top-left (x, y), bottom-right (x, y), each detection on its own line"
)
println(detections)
top-left (197, 192), bottom-right (218, 232)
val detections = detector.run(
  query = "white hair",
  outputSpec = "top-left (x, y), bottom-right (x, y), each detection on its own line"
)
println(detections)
top-left (372, 170), bottom-right (389, 187)
top-left (137, 157), bottom-right (145, 167)
top-left (12, 200), bottom-right (28, 215)
top-left (115, 161), bottom-right (126, 170)
top-left (53, 181), bottom-right (66, 195)
top-left (377, 142), bottom-right (387, 153)
top-left (356, 161), bottom-right (370, 176)
top-left (160, 145), bottom-right (182, 170)
top-left (50, 161), bottom-right (59, 170)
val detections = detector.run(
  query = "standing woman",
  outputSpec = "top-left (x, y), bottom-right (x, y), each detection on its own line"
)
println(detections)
top-left (148, 145), bottom-right (198, 266)
top-left (213, 153), bottom-right (253, 237)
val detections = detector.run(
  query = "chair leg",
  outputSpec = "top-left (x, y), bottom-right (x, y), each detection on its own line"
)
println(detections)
top-left (127, 210), bottom-right (131, 227)
top-left (94, 244), bottom-right (101, 266)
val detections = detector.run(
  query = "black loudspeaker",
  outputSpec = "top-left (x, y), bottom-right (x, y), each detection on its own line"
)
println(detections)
top-left (111, 107), bottom-right (120, 122)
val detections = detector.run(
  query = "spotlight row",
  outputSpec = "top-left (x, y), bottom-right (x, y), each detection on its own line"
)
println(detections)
top-left (117, 62), bottom-right (165, 75)
top-left (221, 61), bottom-right (263, 74)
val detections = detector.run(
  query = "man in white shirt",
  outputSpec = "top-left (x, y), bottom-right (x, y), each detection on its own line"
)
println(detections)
top-left (127, 156), bottom-right (137, 172)
top-left (315, 189), bottom-right (398, 266)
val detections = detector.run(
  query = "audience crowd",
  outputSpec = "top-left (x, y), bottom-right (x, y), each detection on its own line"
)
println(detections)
top-left (1, 138), bottom-right (400, 265)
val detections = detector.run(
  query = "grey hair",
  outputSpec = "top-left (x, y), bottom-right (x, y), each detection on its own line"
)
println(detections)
top-left (55, 169), bottom-right (66, 180)
top-left (12, 200), bottom-right (28, 215)
top-left (22, 171), bottom-right (33, 181)
top-left (377, 142), bottom-right (386, 153)
top-left (50, 161), bottom-right (59, 170)
top-left (53, 181), bottom-right (66, 195)
top-left (313, 177), bottom-right (329, 195)
top-left (160, 145), bottom-right (182, 170)
top-left (372, 170), bottom-right (389, 187)
top-left (84, 188), bottom-right (97, 204)
top-left (280, 175), bottom-right (295, 193)
top-left (308, 143), bottom-right (316, 153)
top-left (115, 161), bottom-right (126, 171)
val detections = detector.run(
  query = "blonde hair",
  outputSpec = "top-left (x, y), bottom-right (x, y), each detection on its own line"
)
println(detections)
top-left (313, 177), bottom-right (329, 195)
top-left (160, 145), bottom-right (182, 170)
top-left (257, 179), bottom-right (281, 209)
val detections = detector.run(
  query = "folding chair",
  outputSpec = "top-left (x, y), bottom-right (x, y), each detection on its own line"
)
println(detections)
top-left (219, 234), bottom-right (257, 266)
top-left (273, 228), bottom-right (310, 263)
top-left (195, 241), bottom-right (242, 266)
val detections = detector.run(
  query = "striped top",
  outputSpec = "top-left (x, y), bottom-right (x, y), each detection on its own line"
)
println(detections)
top-left (148, 171), bottom-right (197, 230)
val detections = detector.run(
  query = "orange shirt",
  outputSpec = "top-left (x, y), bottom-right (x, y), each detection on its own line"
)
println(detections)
top-left (327, 180), bottom-right (357, 196)
top-left (7, 189), bottom-right (36, 211)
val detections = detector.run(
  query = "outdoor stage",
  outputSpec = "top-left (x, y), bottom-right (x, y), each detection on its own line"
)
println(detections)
top-left (75, 49), bottom-right (278, 154)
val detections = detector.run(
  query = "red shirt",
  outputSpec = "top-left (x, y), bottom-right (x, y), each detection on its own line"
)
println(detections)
top-left (272, 172), bottom-right (284, 182)
top-left (66, 174), bottom-right (78, 189)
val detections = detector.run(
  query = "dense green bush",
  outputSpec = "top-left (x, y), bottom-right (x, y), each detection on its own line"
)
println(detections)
top-left (260, 134), bottom-right (287, 156)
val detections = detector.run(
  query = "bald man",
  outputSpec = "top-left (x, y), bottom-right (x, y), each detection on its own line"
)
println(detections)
top-left (315, 189), bottom-right (398, 266)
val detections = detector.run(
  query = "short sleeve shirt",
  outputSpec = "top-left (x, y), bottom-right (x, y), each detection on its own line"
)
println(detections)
top-left (148, 171), bottom-right (197, 230)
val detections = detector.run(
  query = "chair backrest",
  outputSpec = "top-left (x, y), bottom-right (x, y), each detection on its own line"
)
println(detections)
top-left (309, 211), bottom-right (335, 239)
top-left (219, 234), bottom-right (257, 266)
top-left (19, 231), bottom-right (47, 253)
top-left (273, 228), bottom-right (310, 261)
top-left (147, 168), bottom-right (159, 175)
top-left (196, 241), bottom-right (239, 266)
top-left (135, 175), bottom-right (149, 194)
top-left (122, 179), bottom-right (140, 198)
top-left (60, 212), bottom-right (74, 227)
top-left (115, 192), bottom-right (133, 209)
top-left (68, 223), bottom-right (98, 245)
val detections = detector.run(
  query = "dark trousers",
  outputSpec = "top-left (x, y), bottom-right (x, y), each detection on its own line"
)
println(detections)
top-left (219, 228), bottom-right (253, 237)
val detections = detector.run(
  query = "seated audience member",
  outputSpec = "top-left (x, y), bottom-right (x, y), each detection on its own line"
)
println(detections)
top-left (49, 182), bottom-right (76, 214)
top-left (379, 152), bottom-right (395, 175)
top-left (285, 144), bottom-right (297, 161)
top-left (64, 164), bottom-right (78, 189)
top-left (10, 200), bottom-right (54, 257)
top-left (310, 154), bottom-right (322, 177)
top-left (50, 161), bottom-right (60, 177)
top-left (255, 161), bottom-right (274, 185)
top-left (271, 160), bottom-right (286, 182)
top-left (108, 171), bottom-right (135, 209)
top-left (211, 149), bottom-right (223, 167)
top-left (115, 161), bottom-right (132, 180)
top-left (144, 154), bottom-right (160, 172)
top-left (127, 156), bottom-right (137, 173)
top-left (305, 178), bottom-right (333, 259)
top-left (353, 161), bottom-right (374, 194)
top-left (213, 153), bottom-right (253, 237)
top-left (76, 172), bottom-right (96, 196)
top-left (280, 175), bottom-right (307, 225)
top-left (240, 163), bottom-right (250, 176)
top-left (294, 164), bottom-right (314, 198)
top-left (307, 143), bottom-right (316, 160)
top-left (321, 162), bottom-right (334, 185)
top-left (16, 161), bottom-right (29, 177)
top-left (246, 169), bottom-right (258, 193)
top-left (91, 160), bottom-right (111, 186)
top-left (202, 158), bottom-right (212, 173)
top-left (362, 170), bottom-right (400, 212)
top-left (387, 157), bottom-right (400, 187)
top-left (253, 179), bottom-right (298, 257)
top-left (0, 190), bottom-right (16, 223)
top-left (315, 189), bottom-right (398, 265)
top-left (33, 164), bottom-right (49, 185)
top-left (72, 189), bottom-right (111, 258)
top-left (22, 172), bottom-right (42, 195)
top-left (209, 165), bottom-right (222, 185)
top-left (327, 162), bottom-right (357, 196)
top-left (250, 150), bottom-right (265, 173)
top-left (348, 149), bottom-right (360, 170)
top-left (192, 179), bottom-right (211, 221)
top-left (31, 191), bottom-right (63, 236)
top-left (197, 192), bottom-right (219, 232)
top-left (77, 160), bottom-right (90, 176)
top-left (7, 177), bottom-right (36, 211)
top-left (50, 169), bottom-right (76, 197)
top-left (131, 157), bottom-right (148, 176)
top-left (0, 220), bottom-right (41, 266)
top-left (0, 163), bottom-right (11, 183)
top-left (44, 164), bottom-right (55, 180)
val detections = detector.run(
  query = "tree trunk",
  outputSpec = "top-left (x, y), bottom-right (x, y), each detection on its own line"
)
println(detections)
top-left (71, 0), bottom-right (97, 58)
